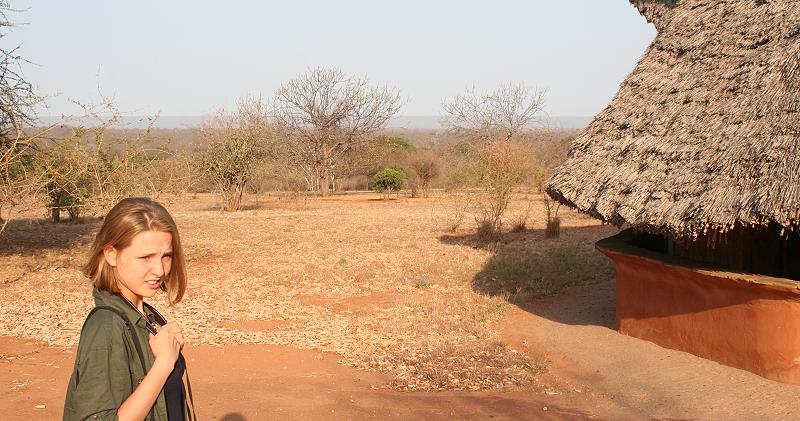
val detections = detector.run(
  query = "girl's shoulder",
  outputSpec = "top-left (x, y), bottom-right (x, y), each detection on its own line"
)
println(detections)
top-left (77, 307), bottom-right (129, 351)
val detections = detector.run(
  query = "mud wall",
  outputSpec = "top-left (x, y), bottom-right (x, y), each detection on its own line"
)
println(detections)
top-left (597, 234), bottom-right (800, 385)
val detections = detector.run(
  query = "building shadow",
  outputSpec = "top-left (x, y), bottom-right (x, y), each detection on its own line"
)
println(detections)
top-left (438, 224), bottom-right (619, 328)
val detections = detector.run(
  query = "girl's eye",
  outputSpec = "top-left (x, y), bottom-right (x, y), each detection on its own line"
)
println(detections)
top-left (138, 256), bottom-right (150, 261)
top-left (162, 254), bottom-right (173, 260)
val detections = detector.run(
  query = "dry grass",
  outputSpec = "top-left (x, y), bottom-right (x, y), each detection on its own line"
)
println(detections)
top-left (0, 191), bottom-right (616, 391)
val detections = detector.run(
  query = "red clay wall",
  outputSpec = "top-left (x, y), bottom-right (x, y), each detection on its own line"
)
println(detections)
top-left (597, 234), bottom-right (800, 385)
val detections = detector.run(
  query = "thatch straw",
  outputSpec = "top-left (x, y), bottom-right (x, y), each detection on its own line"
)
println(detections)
top-left (546, 0), bottom-right (800, 239)
top-left (630, 0), bottom-right (677, 31)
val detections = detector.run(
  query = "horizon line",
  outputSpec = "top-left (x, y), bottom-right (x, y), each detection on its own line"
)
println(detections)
top-left (36, 115), bottom-right (594, 130)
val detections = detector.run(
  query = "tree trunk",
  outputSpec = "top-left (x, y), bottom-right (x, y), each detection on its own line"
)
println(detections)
top-left (68, 206), bottom-right (80, 221)
top-left (226, 180), bottom-right (246, 211)
top-left (319, 146), bottom-right (333, 197)
top-left (319, 166), bottom-right (331, 197)
top-left (319, 169), bottom-right (331, 197)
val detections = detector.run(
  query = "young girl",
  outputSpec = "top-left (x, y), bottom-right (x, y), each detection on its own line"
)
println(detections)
top-left (63, 197), bottom-right (196, 421)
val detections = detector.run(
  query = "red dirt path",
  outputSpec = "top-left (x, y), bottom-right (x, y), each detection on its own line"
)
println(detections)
top-left (4, 280), bottom-right (800, 420)
top-left (1, 338), bottom-right (590, 420)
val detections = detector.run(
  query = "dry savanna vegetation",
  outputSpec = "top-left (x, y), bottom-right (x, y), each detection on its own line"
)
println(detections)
top-left (0, 2), bottom-right (619, 395)
top-left (0, 43), bottom-right (605, 393)
top-left (0, 192), bottom-right (616, 392)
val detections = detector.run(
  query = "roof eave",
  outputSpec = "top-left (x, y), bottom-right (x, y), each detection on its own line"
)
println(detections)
top-left (629, 0), bottom-right (677, 31)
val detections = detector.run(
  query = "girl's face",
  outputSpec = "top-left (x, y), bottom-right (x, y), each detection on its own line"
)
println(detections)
top-left (104, 230), bottom-right (173, 305)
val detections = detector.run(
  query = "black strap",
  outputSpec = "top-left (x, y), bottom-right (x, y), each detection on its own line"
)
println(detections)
top-left (82, 306), bottom-right (156, 421)
top-left (184, 365), bottom-right (198, 421)
top-left (143, 301), bottom-right (167, 326)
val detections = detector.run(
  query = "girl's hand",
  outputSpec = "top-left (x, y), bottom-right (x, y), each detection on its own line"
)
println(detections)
top-left (148, 325), bottom-right (181, 365)
top-left (161, 322), bottom-right (185, 350)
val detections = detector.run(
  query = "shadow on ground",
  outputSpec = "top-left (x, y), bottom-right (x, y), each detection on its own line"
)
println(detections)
top-left (0, 217), bottom-right (101, 256)
top-left (439, 224), bottom-right (619, 328)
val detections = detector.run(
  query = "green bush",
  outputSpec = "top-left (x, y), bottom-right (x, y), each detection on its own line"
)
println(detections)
top-left (370, 166), bottom-right (406, 198)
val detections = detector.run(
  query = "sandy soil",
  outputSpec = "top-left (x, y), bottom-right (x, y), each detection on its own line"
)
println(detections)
top-left (500, 282), bottom-right (800, 421)
top-left (5, 281), bottom-right (800, 420)
top-left (1, 336), bottom-right (592, 420)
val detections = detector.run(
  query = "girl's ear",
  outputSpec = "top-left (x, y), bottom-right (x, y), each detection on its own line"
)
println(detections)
top-left (102, 245), bottom-right (118, 267)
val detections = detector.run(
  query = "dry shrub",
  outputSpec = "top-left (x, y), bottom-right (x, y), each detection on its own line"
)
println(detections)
top-left (442, 189), bottom-right (471, 232)
top-left (476, 219), bottom-right (502, 241)
top-left (510, 219), bottom-right (527, 233)
top-left (0, 6), bottom-right (47, 233)
top-left (471, 140), bottom-right (535, 235)
top-left (405, 152), bottom-right (441, 198)
top-left (543, 192), bottom-right (562, 238)
top-left (336, 175), bottom-right (371, 192)
top-left (546, 217), bottom-right (561, 238)
top-left (247, 161), bottom-right (309, 200)
top-left (36, 113), bottom-right (196, 221)
top-left (198, 97), bottom-right (271, 212)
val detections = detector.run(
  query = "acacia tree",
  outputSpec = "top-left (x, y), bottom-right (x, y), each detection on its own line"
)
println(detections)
top-left (273, 67), bottom-right (403, 196)
top-left (200, 97), bottom-right (271, 211)
top-left (37, 116), bottom-right (192, 220)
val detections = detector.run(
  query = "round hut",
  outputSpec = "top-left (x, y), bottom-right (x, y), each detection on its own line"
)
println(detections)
top-left (546, 0), bottom-right (800, 384)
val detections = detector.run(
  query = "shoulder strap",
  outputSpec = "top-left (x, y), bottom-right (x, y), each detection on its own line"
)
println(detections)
top-left (83, 306), bottom-right (156, 421)
top-left (183, 365), bottom-right (198, 421)
top-left (143, 301), bottom-right (168, 326)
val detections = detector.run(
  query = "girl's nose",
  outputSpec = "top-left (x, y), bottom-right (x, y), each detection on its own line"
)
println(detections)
top-left (151, 258), bottom-right (165, 277)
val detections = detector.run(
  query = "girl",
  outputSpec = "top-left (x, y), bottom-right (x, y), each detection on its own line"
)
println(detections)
top-left (64, 197), bottom-right (195, 421)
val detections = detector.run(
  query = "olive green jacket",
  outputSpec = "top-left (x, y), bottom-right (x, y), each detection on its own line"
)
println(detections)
top-left (63, 289), bottom-right (190, 421)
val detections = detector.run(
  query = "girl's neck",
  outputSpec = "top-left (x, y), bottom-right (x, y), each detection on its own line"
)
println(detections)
top-left (120, 290), bottom-right (145, 313)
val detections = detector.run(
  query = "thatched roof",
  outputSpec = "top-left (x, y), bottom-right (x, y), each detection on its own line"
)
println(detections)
top-left (546, 0), bottom-right (800, 238)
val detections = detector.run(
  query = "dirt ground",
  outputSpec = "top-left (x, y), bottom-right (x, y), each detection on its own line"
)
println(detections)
top-left (2, 192), bottom-right (800, 420)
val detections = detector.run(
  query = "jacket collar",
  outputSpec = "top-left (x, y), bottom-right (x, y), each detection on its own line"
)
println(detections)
top-left (92, 288), bottom-right (161, 331)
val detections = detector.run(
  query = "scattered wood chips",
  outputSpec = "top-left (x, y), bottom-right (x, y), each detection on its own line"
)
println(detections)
top-left (0, 192), bottom-right (612, 391)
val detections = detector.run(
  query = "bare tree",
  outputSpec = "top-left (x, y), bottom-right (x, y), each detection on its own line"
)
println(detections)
top-left (199, 97), bottom-right (271, 211)
top-left (441, 83), bottom-right (546, 142)
top-left (273, 67), bottom-right (403, 196)
top-left (441, 82), bottom-right (547, 238)
top-left (0, 2), bottom-right (49, 232)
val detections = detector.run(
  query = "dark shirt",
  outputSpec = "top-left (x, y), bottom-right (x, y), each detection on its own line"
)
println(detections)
top-left (164, 353), bottom-right (187, 421)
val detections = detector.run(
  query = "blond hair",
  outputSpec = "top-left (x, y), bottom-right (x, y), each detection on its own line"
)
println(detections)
top-left (84, 197), bottom-right (187, 305)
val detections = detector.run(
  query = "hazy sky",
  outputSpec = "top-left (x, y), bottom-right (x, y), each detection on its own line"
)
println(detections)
top-left (7, 1), bottom-right (655, 118)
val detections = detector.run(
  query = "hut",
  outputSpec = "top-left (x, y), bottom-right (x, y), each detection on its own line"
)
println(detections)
top-left (546, 0), bottom-right (800, 384)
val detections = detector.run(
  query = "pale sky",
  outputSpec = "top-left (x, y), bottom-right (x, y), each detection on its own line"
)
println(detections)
top-left (6, 1), bottom-right (656, 119)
